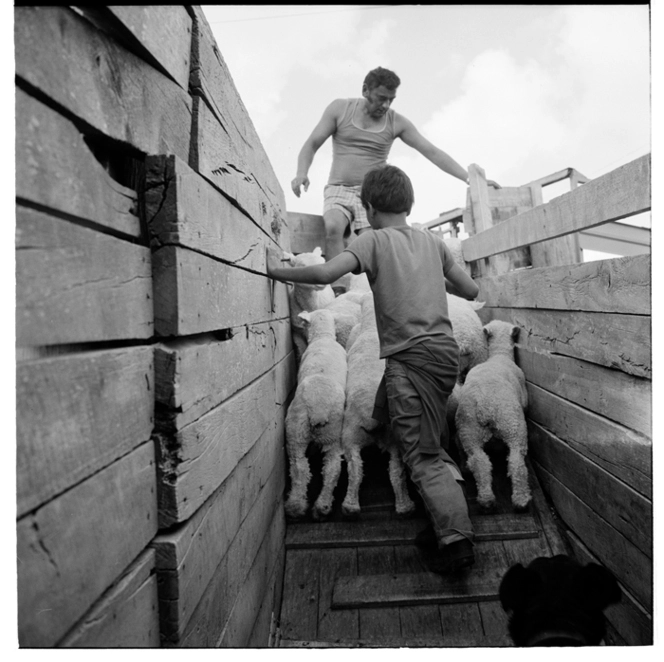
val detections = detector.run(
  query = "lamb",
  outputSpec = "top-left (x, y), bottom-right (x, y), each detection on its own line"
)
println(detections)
top-left (284, 247), bottom-right (336, 364)
top-left (447, 294), bottom-right (488, 382)
top-left (499, 555), bottom-right (621, 646)
top-left (284, 308), bottom-right (346, 521)
top-left (327, 273), bottom-right (371, 350)
top-left (454, 319), bottom-right (531, 511)
top-left (340, 293), bottom-right (416, 519)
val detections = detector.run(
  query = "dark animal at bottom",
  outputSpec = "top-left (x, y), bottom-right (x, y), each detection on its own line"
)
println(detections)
top-left (499, 555), bottom-right (621, 646)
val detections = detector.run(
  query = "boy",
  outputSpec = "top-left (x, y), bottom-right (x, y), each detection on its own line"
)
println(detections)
top-left (267, 165), bottom-right (478, 573)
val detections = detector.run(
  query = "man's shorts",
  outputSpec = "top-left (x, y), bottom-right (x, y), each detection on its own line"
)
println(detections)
top-left (323, 184), bottom-right (371, 233)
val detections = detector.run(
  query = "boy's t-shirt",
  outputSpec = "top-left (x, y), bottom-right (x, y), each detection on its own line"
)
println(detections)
top-left (344, 225), bottom-right (456, 358)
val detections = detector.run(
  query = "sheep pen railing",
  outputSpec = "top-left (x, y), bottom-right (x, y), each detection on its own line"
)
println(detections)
top-left (464, 154), bottom-right (652, 646)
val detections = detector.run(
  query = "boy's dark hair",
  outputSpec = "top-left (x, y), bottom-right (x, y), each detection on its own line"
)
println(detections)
top-left (363, 66), bottom-right (401, 91)
top-left (361, 165), bottom-right (414, 215)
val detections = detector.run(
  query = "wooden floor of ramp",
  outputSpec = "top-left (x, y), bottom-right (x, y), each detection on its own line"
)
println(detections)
top-left (276, 443), bottom-right (570, 648)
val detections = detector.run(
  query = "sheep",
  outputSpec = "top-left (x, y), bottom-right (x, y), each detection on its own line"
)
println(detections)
top-left (340, 293), bottom-right (416, 519)
top-left (284, 308), bottom-right (347, 521)
top-left (284, 247), bottom-right (336, 364)
top-left (454, 319), bottom-right (531, 511)
top-left (499, 555), bottom-right (621, 646)
top-left (327, 273), bottom-right (371, 350)
top-left (447, 294), bottom-right (488, 382)
top-left (443, 236), bottom-right (471, 277)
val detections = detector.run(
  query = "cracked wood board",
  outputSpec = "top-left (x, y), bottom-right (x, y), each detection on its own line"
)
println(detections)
top-left (59, 549), bottom-right (159, 648)
top-left (152, 416), bottom-right (285, 640)
top-left (145, 154), bottom-right (285, 270)
top-left (16, 206), bottom-right (153, 346)
top-left (155, 353), bottom-right (295, 526)
top-left (152, 244), bottom-right (288, 337)
top-left (155, 319), bottom-right (292, 430)
top-left (487, 307), bottom-right (650, 379)
top-left (476, 254), bottom-right (650, 315)
top-left (15, 6), bottom-right (192, 162)
top-left (17, 442), bottom-right (158, 647)
top-left (190, 96), bottom-right (288, 245)
top-left (17, 346), bottom-right (154, 517)
top-left (15, 89), bottom-right (141, 239)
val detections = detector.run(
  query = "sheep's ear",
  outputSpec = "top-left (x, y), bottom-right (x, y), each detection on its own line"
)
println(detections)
top-left (483, 326), bottom-right (492, 340)
top-left (313, 246), bottom-right (322, 257)
top-left (282, 251), bottom-right (295, 264)
top-left (298, 311), bottom-right (312, 324)
top-left (511, 325), bottom-right (520, 341)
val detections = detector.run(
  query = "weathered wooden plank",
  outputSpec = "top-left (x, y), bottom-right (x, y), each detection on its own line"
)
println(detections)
top-left (528, 422), bottom-right (651, 557)
top-left (317, 548), bottom-right (360, 644)
top-left (190, 96), bottom-right (288, 243)
top-left (15, 206), bottom-right (153, 346)
top-left (357, 546), bottom-right (400, 642)
top-left (189, 7), bottom-right (286, 228)
top-left (278, 549), bottom-right (322, 643)
top-left (216, 507), bottom-right (286, 647)
top-left (17, 442), bottom-right (158, 647)
top-left (567, 531), bottom-right (652, 646)
top-left (155, 319), bottom-right (292, 430)
top-left (478, 601), bottom-right (510, 637)
top-left (463, 154), bottom-right (651, 261)
top-left (59, 549), bottom-right (159, 648)
top-left (286, 212), bottom-right (326, 255)
top-left (467, 163), bottom-right (493, 234)
top-left (145, 154), bottom-right (283, 266)
top-left (15, 89), bottom-right (140, 238)
top-left (106, 6), bottom-right (192, 90)
top-left (501, 536), bottom-right (549, 567)
top-left (246, 542), bottom-right (285, 648)
top-left (527, 387), bottom-right (651, 498)
top-left (152, 414), bottom-right (285, 639)
top-left (439, 602), bottom-right (483, 641)
top-left (394, 546), bottom-right (443, 640)
top-left (155, 352), bottom-right (295, 526)
top-left (333, 571), bottom-right (501, 609)
top-left (285, 513), bottom-right (539, 549)
top-left (17, 346), bottom-right (154, 517)
top-left (488, 307), bottom-right (650, 378)
top-left (174, 460), bottom-right (286, 648)
top-left (532, 461), bottom-right (652, 609)
top-left (476, 254), bottom-right (650, 315)
top-left (279, 634), bottom-right (512, 647)
top-left (518, 347), bottom-right (651, 438)
top-left (15, 6), bottom-right (192, 161)
top-left (152, 244), bottom-right (289, 337)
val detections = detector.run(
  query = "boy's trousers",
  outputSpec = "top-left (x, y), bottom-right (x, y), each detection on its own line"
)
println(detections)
top-left (384, 358), bottom-right (475, 548)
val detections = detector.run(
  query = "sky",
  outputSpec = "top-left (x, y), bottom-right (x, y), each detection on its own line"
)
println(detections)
top-left (201, 4), bottom-right (651, 236)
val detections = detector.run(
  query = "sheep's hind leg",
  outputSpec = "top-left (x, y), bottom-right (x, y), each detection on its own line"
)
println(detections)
top-left (341, 443), bottom-right (364, 519)
top-left (387, 446), bottom-right (416, 517)
top-left (312, 444), bottom-right (343, 521)
top-left (506, 442), bottom-right (532, 511)
top-left (284, 444), bottom-right (311, 520)
top-left (465, 448), bottom-right (496, 511)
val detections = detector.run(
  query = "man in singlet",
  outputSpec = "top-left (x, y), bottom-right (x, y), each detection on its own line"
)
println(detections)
top-left (291, 66), bottom-right (498, 291)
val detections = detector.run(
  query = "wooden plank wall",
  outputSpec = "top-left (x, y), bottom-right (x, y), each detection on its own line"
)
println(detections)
top-left (469, 156), bottom-right (652, 645)
top-left (15, 5), bottom-right (293, 648)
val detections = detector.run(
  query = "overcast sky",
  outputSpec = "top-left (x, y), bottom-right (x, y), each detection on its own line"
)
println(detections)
top-left (202, 4), bottom-right (650, 231)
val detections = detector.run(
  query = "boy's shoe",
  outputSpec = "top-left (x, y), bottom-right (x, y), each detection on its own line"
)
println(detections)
top-left (430, 539), bottom-right (475, 575)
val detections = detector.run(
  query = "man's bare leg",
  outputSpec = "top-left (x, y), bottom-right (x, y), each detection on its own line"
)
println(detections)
top-left (323, 209), bottom-right (352, 293)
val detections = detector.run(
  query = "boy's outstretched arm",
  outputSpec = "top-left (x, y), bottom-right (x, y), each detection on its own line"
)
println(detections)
top-left (266, 245), bottom-right (360, 285)
top-left (445, 263), bottom-right (480, 300)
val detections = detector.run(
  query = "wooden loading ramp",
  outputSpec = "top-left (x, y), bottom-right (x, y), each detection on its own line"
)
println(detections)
top-left (276, 447), bottom-right (570, 648)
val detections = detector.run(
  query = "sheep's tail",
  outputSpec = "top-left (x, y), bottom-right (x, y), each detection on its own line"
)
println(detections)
top-left (301, 382), bottom-right (340, 427)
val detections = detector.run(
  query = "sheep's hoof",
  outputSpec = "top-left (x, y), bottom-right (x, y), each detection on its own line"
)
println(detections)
top-left (477, 500), bottom-right (498, 514)
top-left (395, 504), bottom-right (417, 519)
top-left (311, 505), bottom-right (333, 521)
top-left (284, 502), bottom-right (308, 521)
top-left (511, 498), bottom-right (532, 513)
top-left (341, 504), bottom-right (361, 520)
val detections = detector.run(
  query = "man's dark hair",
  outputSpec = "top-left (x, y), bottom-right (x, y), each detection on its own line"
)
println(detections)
top-left (361, 165), bottom-right (414, 216)
top-left (363, 66), bottom-right (401, 91)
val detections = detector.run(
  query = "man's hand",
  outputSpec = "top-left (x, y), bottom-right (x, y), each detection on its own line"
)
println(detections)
top-left (487, 179), bottom-right (501, 189)
top-left (291, 175), bottom-right (310, 197)
top-left (266, 244), bottom-right (287, 277)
